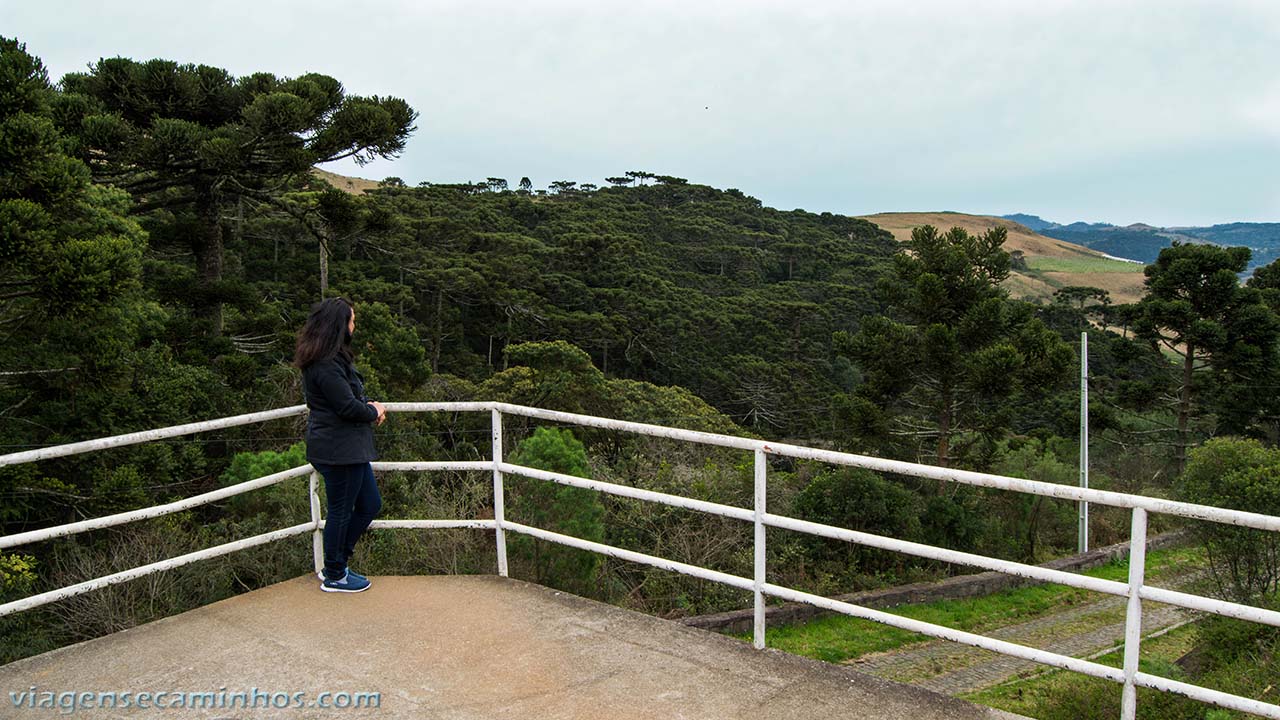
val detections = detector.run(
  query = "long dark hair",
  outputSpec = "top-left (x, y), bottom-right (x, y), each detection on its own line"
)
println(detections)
top-left (293, 297), bottom-right (354, 369)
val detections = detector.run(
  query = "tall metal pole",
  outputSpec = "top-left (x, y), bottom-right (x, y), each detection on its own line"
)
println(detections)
top-left (1079, 331), bottom-right (1089, 554)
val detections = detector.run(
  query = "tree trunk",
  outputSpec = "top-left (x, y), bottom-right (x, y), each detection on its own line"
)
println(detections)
top-left (234, 196), bottom-right (244, 246)
top-left (318, 230), bottom-right (330, 296)
top-left (193, 194), bottom-right (225, 336)
top-left (936, 390), bottom-right (952, 471)
top-left (1025, 497), bottom-right (1044, 563)
top-left (1177, 344), bottom-right (1194, 474)
top-left (432, 289), bottom-right (443, 374)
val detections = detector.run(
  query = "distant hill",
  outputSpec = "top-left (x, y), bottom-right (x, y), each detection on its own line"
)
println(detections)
top-left (1177, 224), bottom-right (1280, 271)
top-left (1002, 213), bottom-right (1280, 272)
top-left (1043, 228), bottom-right (1187, 265)
top-left (1001, 213), bottom-right (1058, 232)
top-left (860, 212), bottom-right (1146, 304)
top-left (1056, 221), bottom-right (1116, 233)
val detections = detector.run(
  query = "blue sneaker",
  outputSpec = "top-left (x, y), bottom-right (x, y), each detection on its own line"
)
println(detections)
top-left (320, 570), bottom-right (371, 593)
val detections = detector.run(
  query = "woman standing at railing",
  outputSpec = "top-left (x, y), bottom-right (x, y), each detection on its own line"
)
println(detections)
top-left (294, 297), bottom-right (387, 593)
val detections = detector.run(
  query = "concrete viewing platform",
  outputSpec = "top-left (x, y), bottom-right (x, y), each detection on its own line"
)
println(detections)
top-left (0, 575), bottom-right (1023, 719)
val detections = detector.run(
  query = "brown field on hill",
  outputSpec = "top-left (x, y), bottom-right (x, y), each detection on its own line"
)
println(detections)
top-left (1000, 272), bottom-right (1060, 300)
top-left (1039, 271), bottom-right (1146, 302)
top-left (858, 212), bottom-right (1147, 305)
top-left (311, 167), bottom-right (381, 195)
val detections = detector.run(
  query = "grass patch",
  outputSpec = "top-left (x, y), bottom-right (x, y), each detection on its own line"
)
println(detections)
top-left (738, 545), bottom-right (1202, 664)
top-left (1026, 256), bottom-right (1145, 274)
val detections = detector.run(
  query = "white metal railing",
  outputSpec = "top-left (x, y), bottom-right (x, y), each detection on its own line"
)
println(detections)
top-left (0, 402), bottom-right (1278, 719)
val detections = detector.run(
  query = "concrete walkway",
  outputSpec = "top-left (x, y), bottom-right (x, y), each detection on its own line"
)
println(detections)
top-left (850, 593), bottom-right (1195, 695)
top-left (0, 575), bottom-right (1024, 719)
top-left (848, 570), bottom-right (1206, 696)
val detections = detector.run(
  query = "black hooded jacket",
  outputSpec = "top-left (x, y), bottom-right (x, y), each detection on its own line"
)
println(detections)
top-left (302, 355), bottom-right (378, 464)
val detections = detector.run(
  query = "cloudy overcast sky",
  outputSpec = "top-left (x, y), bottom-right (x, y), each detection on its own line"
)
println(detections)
top-left (5, 0), bottom-right (1278, 226)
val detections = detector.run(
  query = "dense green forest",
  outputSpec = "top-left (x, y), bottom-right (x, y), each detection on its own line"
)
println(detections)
top-left (2, 38), bottom-right (1278, 712)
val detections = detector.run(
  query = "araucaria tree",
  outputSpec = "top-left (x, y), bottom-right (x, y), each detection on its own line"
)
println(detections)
top-left (0, 38), bottom-right (144, 319)
top-left (1134, 243), bottom-right (1280, 472)
top-left (55, 58), bottom-right (417, 334)
top-left (836, 225), bottom-right (1072, 471)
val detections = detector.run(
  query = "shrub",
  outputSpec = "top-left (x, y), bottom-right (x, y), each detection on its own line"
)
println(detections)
top-left (217, 442), bottom-right (309, 519)
top-left (989, 438), bottom-right (1078, 562)
top-left (1176, 438), bottom-right (1280, 603)
top-left (792, 468), bottom-right (923, 581)
top-left (506, 427), bottom-right (605, 594)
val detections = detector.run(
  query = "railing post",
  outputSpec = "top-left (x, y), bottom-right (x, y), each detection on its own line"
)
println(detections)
top-left (1121, 507), bottom-right (1148, 720)
top-left (753, 448), bottom-right (767, 650)
top-left (492, 408), bottom-right (509, 577)
top-left (309, 469), bottom-right (324, 577)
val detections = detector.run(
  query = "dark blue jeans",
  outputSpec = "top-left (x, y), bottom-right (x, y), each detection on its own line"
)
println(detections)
top-left (314, 462), bottom-right (382, 581)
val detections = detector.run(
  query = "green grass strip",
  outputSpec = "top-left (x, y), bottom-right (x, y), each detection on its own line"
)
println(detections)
top-left (1026, 256), bottom-right (1145, 273)
top-left (735, 546), bottom-right (1202, 664)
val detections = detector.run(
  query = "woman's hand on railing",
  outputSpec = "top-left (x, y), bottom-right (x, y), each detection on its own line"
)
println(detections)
top-left (369, 401), bottom-right (387, 426)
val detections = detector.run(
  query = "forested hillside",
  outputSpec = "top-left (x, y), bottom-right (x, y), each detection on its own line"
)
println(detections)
top-left (348, 180), bottom-right (899, 433)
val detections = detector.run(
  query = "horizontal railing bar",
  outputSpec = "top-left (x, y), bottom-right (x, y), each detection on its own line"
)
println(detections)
top-left (763, 513), bottom-right (1130, 598)
top-left (0, 465), bottom-right (314, 550)
top-left (501, 460), bottom-right (1128, 598)
top-left (380, 402), bottom-right (496, 413)
top-left (1135, 671), bottom-right (1280, 719)
top-left (497, 462), bottom-right (756, 522)
top-left (762, 442), bottom-right (1280, 533)
top-left (371, 461), bottom-right (493, 472)
top-left (490, 403), bottom-right (1280, 532)
top-left (762, 583), bottom-right (1127, 683)
top-left (0, 405), bottom-right (308, 468)
top-left (369, 519), bottom-right (497, 530)
top-left (491, 402), bottom-right (762, 451)
top-left (0, 523), bottom-right (313, 618)
top-left (6, 401), bottom-right (1278, 532)
top-left (1141, 585), bottom-right (1280, 628)
top-left (500, 520), bottom-right (756, 592)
